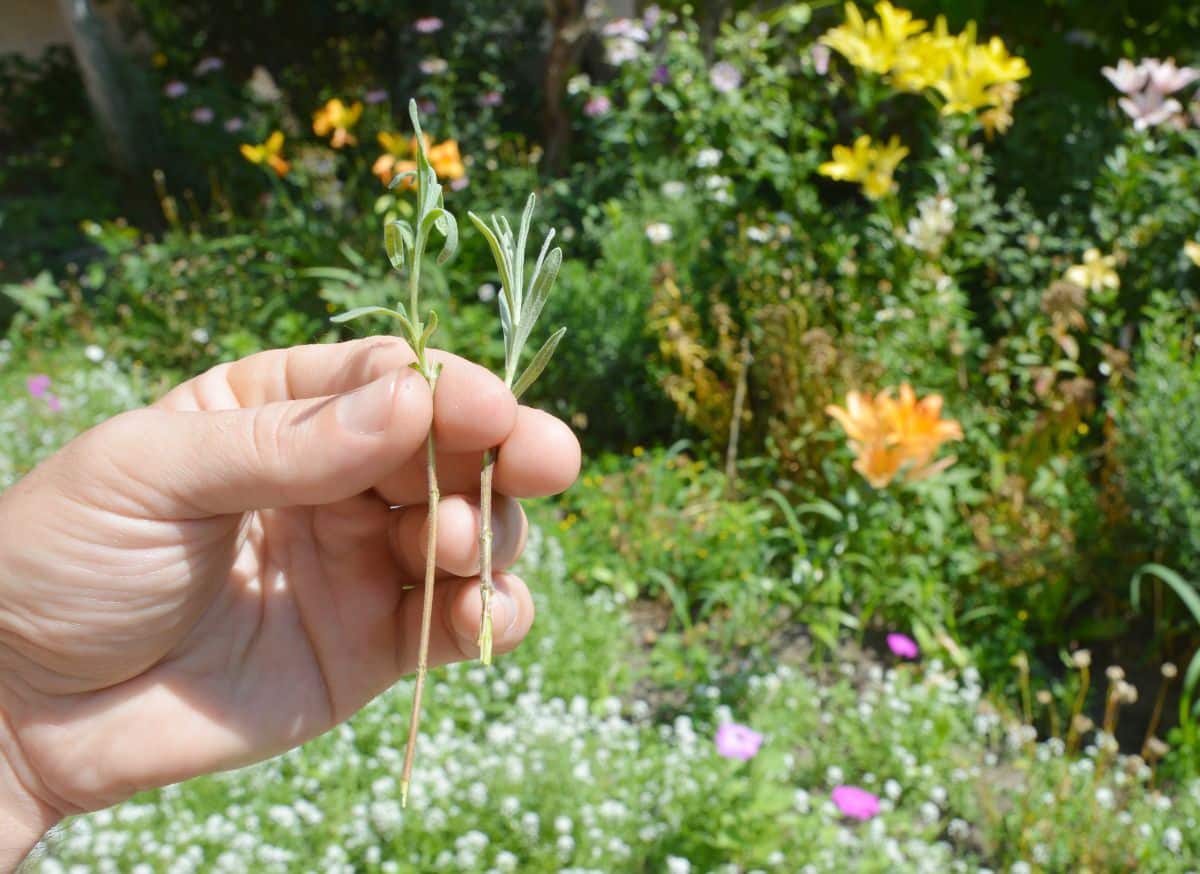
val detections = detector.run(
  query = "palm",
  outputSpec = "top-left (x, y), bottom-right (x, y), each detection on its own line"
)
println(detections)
top-left (9, 494), bottom-right (413, 812)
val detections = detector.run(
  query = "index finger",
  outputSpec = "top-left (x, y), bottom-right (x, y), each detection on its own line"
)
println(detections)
top-left (157, 338), bottom-right (517, 454)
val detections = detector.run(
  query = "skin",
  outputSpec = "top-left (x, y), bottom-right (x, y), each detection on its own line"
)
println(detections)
top-left (0, 338), bottom-right (581, 870)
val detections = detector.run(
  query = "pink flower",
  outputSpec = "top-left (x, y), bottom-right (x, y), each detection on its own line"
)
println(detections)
top-left (584, 95), bottom-right (612, 118)
top-left (477, 90), bottom-right (503, 108)
top-left (831, 785), bottom-right (880, 821)
top-left (715, 722), bottom-right (763, 761)
top-left (1102, 59), bottom-right (1148, 95)
top-left (364, 88), bottom-right (389, 105)
top-left (26, 374), bottom-right (51, 398)
top-left (45, 394), bottom-right (62, 413)
top-left (414, 16), bottom-right (444, 33)
top-left (1118, 91), bottom-right (1183, 130)
top-left (1143, 58), bottom-right (1200, 95)
top-left (886, 632), bottom-right (919, 660)
top-left (223, 116), bottom-right (244, 133)
top-left (450, 176), bottom-right (470, 191)
top-left (811, 44), bottom-right (832, 76)
top-left (710, 61), bottom-right (742, 94)
top-left (164, 80), bottom-right (188, 99)
top-left (191, 106), bottom-right (214, 124)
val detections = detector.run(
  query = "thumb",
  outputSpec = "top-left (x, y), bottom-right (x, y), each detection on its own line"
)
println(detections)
top-left (79, 369), bottom-right (432, 517)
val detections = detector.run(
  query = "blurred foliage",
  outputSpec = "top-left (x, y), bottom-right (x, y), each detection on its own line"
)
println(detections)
top-left (3, 0), bottom-right (1200, 770)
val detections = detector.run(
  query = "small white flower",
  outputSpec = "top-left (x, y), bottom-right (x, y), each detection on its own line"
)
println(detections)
top-left (419, 57), bottom-right (449, 75)
top-left (606, 37), bottom-right (642, 65)
top-left (695, 147), bottom-right (722, 168)
top-left (666, 856), bottom-right (692, 874)
top-left (84, 344), bottom-right (105, 363)
top-left (660, 180), bottom-right (687, 199)
top-left (191, 328), bottom-right (210, 344)
top-left (1164, 826), bottom-right (1184, 854)
top-left (566, 74), bottom-right (591, 95)
top-left (644, 222), bottom-right (673, 245)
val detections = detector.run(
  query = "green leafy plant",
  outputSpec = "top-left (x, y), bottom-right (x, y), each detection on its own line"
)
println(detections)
top-left (467, 195), bottom-right (566, 663)
top-left (1132, 562), bottom-right (1200, 769)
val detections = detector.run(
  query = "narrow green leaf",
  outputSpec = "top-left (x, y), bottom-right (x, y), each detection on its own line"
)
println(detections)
top-left (388, 170), bottom-right (417, 191)
top-left (331, 305), bottom-right (404, 323)
top-left (513, 193), bottom-right (536, 311)
top-left (384, 220), bottom-right (414, 271)
top-left (511, 327), bottom-right (566, 400)
top-left (1131, 563), bottom-right (1200, 624)
top-left (299, 266), bottom-right (363, 285)
top-left (435, 210), bottom-right (458, 265)
top-left (1183, 650), bottom-right (1200, 720)
top-left (516, 246), bottom-right (562, 351)
top-left (498, 291), bottom-right (514, 346)
top-left (468, 211), bottom-right (516, 310)
top-left (418, 309), bottom-right (440, 351)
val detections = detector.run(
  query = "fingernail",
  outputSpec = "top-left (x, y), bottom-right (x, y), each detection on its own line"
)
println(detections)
top-left (337, 373), bottom-right (396, 435)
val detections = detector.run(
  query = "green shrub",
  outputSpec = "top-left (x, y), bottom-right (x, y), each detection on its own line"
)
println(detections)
top-left (1117, 294), bottom-right (1200, 579)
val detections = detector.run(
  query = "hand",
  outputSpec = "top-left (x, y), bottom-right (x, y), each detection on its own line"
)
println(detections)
top-left (0, 338), bottom-right (580, 859)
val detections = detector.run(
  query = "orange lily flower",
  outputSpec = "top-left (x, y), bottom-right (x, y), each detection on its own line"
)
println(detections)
top-left (827, 383), bottom-right (963, 487)
top-left (312, 98), bottom-right (363, 148)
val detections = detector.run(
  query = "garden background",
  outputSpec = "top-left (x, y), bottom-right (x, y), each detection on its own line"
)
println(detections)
top-left (4, 0), bottom-right (1200, 870)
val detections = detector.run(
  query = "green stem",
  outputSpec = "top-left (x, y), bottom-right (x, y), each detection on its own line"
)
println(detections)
top-left (401, 366), bottom-right (440, 808)
top-left (478, 448), bottom-right (498, 665)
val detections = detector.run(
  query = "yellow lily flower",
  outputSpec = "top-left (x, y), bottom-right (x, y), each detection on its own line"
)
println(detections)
top-left (1065, 248), bottom-right (1120, 294)
top-left (818, 134), bottom-right (909, 200)
top-left (239, 131), bottom-right (290, 177)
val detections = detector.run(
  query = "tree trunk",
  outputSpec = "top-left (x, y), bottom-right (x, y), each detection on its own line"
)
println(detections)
top-left (56, 0), bottom-right (161, 226)
top-left (543, 0), bottom-right (590, 174)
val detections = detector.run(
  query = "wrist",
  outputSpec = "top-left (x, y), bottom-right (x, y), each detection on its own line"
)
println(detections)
top-left (0, 705), bottom-right (57, 872)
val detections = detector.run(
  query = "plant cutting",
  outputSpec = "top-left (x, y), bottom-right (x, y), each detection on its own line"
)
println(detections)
top-left (468, 195), bottom-right (566, 664)
top-left (331, 100), bottom-right (457, 807)
top-left (331, 101), bottom-right (566, 804)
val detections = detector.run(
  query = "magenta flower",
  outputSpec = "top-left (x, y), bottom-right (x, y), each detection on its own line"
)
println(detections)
top-left (477, 90), bottom-right (503, 108)
top-left (414, 16), bottom-right (444, 34)
top-left (886, 632), bottom-right (919, 660)
top-left (417, 98), bottom-right (437, 115)
top-left (364, 88), bottom-right (389, 105)
top-left (584, 95), bottom-right (612, 118)
top-left (45, 394), bottom-right (62, 413)
top-left (715, 722), bottom-right (763, 761)
top-left (191, 106), bottom-right (214, 124)
top-left (26, 374), bottom-right (51, 398)
top-left (651, 65), bottom-right (671, 85)
top-left (831, 785), bottom-right (880, 821)
top-left (163, 80), bottom-right (188, 99)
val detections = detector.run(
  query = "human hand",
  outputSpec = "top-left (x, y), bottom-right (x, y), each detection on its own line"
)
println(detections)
top-left (0, 338), bottom-right (580, 862)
